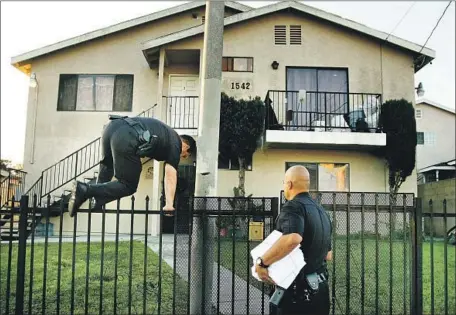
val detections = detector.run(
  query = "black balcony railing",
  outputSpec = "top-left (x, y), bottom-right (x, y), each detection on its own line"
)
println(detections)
top-left (265, 90), bottom-right (383, 133)
top-left (163, 96), bottom-right (199, 130)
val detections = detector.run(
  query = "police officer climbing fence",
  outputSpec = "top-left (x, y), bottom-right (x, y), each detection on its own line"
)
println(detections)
top-left (68, 115), bottom-right (196, 217)
top-left (255, 165), bottom-right (333, 315)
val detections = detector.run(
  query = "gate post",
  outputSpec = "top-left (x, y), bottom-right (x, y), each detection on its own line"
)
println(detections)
top-left (411, 197), bottom-right (423, 315)
top-left (271, 197), bottom-right (279, 223)
top-left (15, 195), bottom-right (29, 315)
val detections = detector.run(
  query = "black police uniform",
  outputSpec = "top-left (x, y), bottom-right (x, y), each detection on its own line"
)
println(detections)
top-left (79, 117), bottom-right (182, 208)
top-left (274, 192), bottom-right (332, 315)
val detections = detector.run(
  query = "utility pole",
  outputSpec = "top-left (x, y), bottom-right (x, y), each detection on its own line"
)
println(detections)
top-left (190, 1), bottom-right (224, 314)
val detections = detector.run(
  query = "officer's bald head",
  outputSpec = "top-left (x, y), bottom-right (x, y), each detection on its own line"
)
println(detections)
top-left (283, 165), bottom-right (310, 200)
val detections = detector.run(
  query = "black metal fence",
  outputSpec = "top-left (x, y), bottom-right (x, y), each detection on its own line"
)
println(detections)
top-left (2, 192), bottom-right (455, 315)
top-left (0, 195), bottom-right (277, 315)
top-left (279, 191), bottom-right (455, 315)
top-left (265, 90), bottom-right (382, 132)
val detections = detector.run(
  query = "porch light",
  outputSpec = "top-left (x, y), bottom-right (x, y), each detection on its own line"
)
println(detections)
top-left (271, 61), bottom-right (279, 70)
top-left (415, 82), bottom-right (424, 97)
top-left (29, 72), bottom-right (38, 88)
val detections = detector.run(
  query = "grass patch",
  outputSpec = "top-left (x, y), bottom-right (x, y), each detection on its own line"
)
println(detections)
top-left (217, 237), bottom-right (455, 315)
top-left (1, 241), bottom-right (188, 314)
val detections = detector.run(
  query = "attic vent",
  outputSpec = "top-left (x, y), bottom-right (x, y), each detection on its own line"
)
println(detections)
top-left (290, 25), bottom-right (302, 45)
top-left (274, 25), bottom-right (287, 45)
top-left (202, 16), bottom-right (205, 24)
top-left (415, 109), bottom-right (422, 119)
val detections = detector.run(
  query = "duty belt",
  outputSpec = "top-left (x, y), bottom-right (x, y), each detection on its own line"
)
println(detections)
top-left (109, 115), bottom-right (151, 143)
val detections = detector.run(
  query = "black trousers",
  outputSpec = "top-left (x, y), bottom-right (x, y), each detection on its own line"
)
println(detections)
top-left (275, 281), bottom-right (330, 315)
top-left (86, 119), bottom-right (142, 206)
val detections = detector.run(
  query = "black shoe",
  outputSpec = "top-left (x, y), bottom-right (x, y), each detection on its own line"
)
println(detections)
top-left (68, 181), bottom-right (88, 218)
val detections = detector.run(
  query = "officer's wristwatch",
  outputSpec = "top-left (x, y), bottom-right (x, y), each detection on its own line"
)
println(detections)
top-left (256, 257), bottom-right (269, 268)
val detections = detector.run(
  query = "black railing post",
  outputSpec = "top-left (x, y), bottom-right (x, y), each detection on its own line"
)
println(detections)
top-left (74, 153), bottom-right (79, 179)
top-left (15, 195), bottom-right (29, 315)
top-left (411, 197), bottom-right (423, 315)
top-left (324, 92), bottom-right (327, 131)
top-left (39, 172), bottom-right (44, 205)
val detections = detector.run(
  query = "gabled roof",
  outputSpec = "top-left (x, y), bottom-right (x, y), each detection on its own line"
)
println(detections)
top-left (419, 159), bottom-right (456, 173)
top-left (10, 1), bottom-right (251, 68)
top-left (142, 1), bottom-right (436, 73)
top-left (416, 98), bottom-right (456, 114)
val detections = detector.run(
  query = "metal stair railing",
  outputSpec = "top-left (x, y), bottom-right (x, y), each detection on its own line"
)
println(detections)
top-left (22, 104), bottom-right (158, 206)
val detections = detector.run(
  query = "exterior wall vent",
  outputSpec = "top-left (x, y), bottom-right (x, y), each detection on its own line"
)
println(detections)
top-left (274, 25), bottom-right (287, 45)
top-left (290, 25), bottom-right (302, 45)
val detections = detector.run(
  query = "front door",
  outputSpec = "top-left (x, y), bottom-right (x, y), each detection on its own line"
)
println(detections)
top-left (168, 75), bottom-right (200, 130)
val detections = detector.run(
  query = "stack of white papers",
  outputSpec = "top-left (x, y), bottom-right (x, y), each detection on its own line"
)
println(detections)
top-left (250, 230), bottom-right (306, 289)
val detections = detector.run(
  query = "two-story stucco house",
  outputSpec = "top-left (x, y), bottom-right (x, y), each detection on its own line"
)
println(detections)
top-left (415, 98), bottom-right (455, 181)
top-left (10, 1), bottom-right (435, 235)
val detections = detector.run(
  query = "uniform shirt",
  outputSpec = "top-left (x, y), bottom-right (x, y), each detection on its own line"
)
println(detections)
top-left (276, 192), bottom-right (332, 274)
top-left (133, 117), bottom-right (182, 170)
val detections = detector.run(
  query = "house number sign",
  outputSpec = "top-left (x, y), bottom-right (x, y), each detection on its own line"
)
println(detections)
top-left (230, 82), bottom-right (251, 90)
top-left (222, 78), bottom-right (253, 95)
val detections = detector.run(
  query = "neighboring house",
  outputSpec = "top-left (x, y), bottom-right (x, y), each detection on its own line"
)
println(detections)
top-left (415, 98), bottom-right (456, 171)
top-left (418, 159), bottom-right (455, 184)
top-left (10, 1), bottom-right (435, 235)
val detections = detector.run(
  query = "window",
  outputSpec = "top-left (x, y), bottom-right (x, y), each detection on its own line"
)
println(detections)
top-left (417, 132), bottom-right (436, 146)
top-left (415, 109), bottom-right (422, 119)
top-left (286, 67), bottom-right (348, 127)
top-left (57, 74), bottom-right (134, 112)
top-left (424, 132), bottom-right (436, 146)
top-left (289, 25), bottom-right (302, 45)
top-left (285, 162), bottom-right (350, 191)
top-left (417, 132), bottom-right (424, 145)
top-left (222, 57), bottom-right (253, 72)
top-left (274, 25), bottom-right (287, 45)
top-left (218, 152), bottom-right (253, 171)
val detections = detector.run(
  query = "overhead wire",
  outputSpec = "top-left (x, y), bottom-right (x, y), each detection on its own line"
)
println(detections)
top-left (418, 0), bottom-right (454, 54)
top-left (416, 0), bottom-right (454, 68)
top-left (385, 2), bottom-right (417, 42)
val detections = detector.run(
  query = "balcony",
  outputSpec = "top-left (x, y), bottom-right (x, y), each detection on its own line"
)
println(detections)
top-left (163, 96), bottom-right (199, 135)
top-left (264, 90), bottom-right (386, 150)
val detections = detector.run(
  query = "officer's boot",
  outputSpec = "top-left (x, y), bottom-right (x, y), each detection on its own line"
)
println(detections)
top-left (68, 180), bottom-right (90, 217)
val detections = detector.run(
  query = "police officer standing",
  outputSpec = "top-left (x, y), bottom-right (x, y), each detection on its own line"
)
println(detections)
top-left (255, 165), bottom-right (332, 315)
top-left (68, 116), bottom-right (196, 217)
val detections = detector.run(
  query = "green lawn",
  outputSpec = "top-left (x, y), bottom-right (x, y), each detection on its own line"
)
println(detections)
top-left (1, 241), bottom-right (188, 315)
top-left (216, 237), bottom-right (455, 315)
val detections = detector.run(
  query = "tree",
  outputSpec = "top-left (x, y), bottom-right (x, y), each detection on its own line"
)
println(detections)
top-left (219, 92), bottom-right (265, 197)
top-left (378, 98), bottom-right (417, 197)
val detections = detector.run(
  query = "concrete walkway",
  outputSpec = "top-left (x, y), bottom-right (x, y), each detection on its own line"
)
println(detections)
top-left (147, 234), bottom-right (270, 315)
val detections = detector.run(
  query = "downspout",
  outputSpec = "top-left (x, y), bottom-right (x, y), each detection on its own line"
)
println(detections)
top-left (29, 73), bottom-right (39, 164)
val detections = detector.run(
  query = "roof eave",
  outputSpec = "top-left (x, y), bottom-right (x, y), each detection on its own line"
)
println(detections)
top-left (10, 1), bottom-right (251, 67)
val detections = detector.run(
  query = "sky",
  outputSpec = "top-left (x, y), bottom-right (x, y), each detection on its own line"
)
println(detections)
top-left (1, 1), bottom-right (455, 164)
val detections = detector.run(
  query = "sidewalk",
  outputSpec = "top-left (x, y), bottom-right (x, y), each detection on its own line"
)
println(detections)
top-left (148, 234), bottom-right (270, 315)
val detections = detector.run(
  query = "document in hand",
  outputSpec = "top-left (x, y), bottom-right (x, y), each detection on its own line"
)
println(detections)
top-left (250, 230), bottom-right (306, 289)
